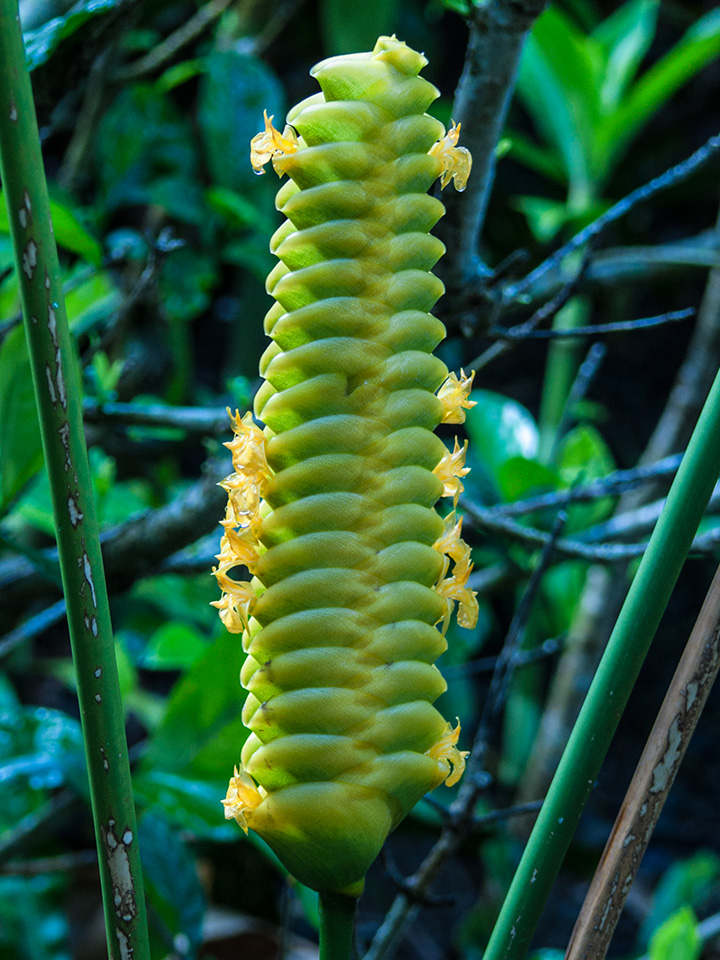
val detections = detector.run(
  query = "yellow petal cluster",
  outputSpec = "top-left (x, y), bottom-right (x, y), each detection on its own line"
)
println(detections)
top-left (222, 765), bottom-right (266, 833)
top-left (426, 720), bottom-right (470, 787)
top-left (438, 369), bottom-right (477, 424)
top-left (211, 410), bottom-right (270, 633)
top-left (433, 513), bottom-right (479, 633)
top-left (429, 121), bottom-right (472, 191)
top-left (433, 438), bottom-right (470, 506)
top-left (250, 110), bottom-right (300, 176)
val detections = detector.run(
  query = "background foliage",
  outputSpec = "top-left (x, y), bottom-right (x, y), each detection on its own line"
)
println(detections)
top-left (2, 0), bottom-right (720, 957)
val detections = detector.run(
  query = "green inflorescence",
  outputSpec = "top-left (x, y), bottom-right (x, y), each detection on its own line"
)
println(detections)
top-left (214, 35), bottom-right (476, 896)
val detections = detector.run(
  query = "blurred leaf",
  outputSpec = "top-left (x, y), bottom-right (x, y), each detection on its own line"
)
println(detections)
top-left (0, 194), bottom-right (101, 264)
top-left (139, 811), bottom-right (205, 956)
top-left (648, 906), bottom-right (701, 960)
top-left (511, 196), bottom-right (571, 243)
top-left (130, 573), bottom-right (219, 632)
top-left (464, 390), bottom-right (539, 499)
top-left (608, 8), bottom-right (720, 172)
top-left (503, 134), bottom-right (566, 184)
top-left (156, 58), bottom-right (205, 93)
top-left (641, 852), bottom-right (720, 947)
top-left (141, 629), bottom-right (247, 775)
top-left (198, 47), bottom-right (283, 193)
top-left (497, 455), bottom-right (558, 503)
top-left (206, 185), bottom-right (272, 232)
top-left (0, 874), bottom-right (70, 960)
top-left (592, 0), bottom-right (659, 111)
top-left (95, 85), bottom-right (197, 213)
top-left (517, 6), bottom-right (601, 202)
top-left (159, 247), bottom-right (218, 323)
top-left (0, 326), bottom-right (43, 508)
top-left (24, 0), bottom-right (122, 70)
top-left (0, 706), bottom-right (87, 832)
top-left (320, 0), bottom-right (398, 54)
top-left (141, 621), bottom-right (209, 670)
top-left (557, 424), bottom-right (615, 530)
top-left (133, 769), bottom-right (236, 841)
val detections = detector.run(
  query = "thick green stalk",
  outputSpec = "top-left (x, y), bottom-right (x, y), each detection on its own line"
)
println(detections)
top-left (0, 5), bottom-right (150, 959)
top-left (484, 363), bottom-right (720, 960)
top-left (319, 891), bottom-right (357, 960)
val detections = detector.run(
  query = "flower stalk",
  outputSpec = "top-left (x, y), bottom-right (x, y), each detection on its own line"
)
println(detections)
top-left (0, 5), bottom-right (150, 959)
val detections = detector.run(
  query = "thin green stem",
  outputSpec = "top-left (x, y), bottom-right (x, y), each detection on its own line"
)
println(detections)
top-left (319, 891), bottom-right (357, 960)
top-left (483, 362), bottom-right (720, 960)
top-left (0, 5), bottom-right (150, 960)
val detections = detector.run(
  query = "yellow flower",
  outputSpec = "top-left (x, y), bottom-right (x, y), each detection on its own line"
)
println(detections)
top-left (250, 110), bottom-right (300, 176)
top-left (222, 766), bottom-right (266, 833)
top-left (426, 720), bottom-right (469, 787)
top-left (437, 369), bottom-right (476, 424)
top-left (433, 438), bottom-right (470, 506)
top-left (429, 122), bottom-right (472, 191)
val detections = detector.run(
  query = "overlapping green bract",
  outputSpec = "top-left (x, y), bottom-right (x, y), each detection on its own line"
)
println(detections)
top-left (214, 36), bottom-right (475, 895)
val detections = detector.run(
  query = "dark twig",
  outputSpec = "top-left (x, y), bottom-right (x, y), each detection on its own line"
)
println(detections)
top-left (83, 400), bottom-right (230, 435)
top-left (552, 342), bottom-right (606, 455)
top-left (471, 248), bottom-right (591, 371)
top-left (0, 598), bottom-right (67, 662)
top-left (504, 131), bottom-right (720, 302)
top-left (441, 0), bottom-right (548, 293)
top-left (491, 307), bottom-right (695, 340)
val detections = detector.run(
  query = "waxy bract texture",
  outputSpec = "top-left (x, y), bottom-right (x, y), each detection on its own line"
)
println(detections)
top-left (214, 35), bottom-right (476, 895)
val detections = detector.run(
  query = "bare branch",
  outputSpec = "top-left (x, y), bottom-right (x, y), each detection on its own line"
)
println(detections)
top-left (441, 0), bottom-right (548, 293)
top-left (490, 307), bottom-right (694, 340)
top-left (503, 131), bottom-right (720, 302)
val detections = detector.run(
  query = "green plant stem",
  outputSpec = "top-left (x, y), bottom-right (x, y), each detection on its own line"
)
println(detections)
top-left (319, 891), bottom-right (357, 960)
top-left (483, 362), bottom-right (720, 960)
top-left (0, 6), bottom-right (150, 960)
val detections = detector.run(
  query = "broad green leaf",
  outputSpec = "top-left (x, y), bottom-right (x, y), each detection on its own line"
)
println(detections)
top-left (592, 0), bottom-right (659, 111)
top-left (155, 58), bottom-right (205, 93)
top-left (198, 47), bottom-right (283, 194)
top-left (158, 247), bottom-right (218, 323)
top-left (518, 6), bottom-right (603, 201)
top-left (130, 573), bottom-right (219, 632)
top-left (503, 134), bottom-right (566, 184)
top-left (139, 811), bottom-right (205, 956)
top-left (606, 7), bottom-right (720, 174)
top-left (141, 621), bottom-right (209, 670)
top-left (0, 326), bottom-right (43, 507)
top-left (497, 456), bottom-right (558, 504)
top-left (133, 769), bottom-right (236, 841)
top-left (24, 0), bottom-right (122, 70)
top-left (95, 85), bottom-right (197, 213)
top-left (320, 0), bottom-right (398, 54)
top-left (557, 424), bottom-right (616, 530)
top-left (0, 874), bottom-right (70, 960)
top-left (141, 629), bottom-right (246, 774)
top-left (648, 906), bottom-right (701, 960)
top-left (511, 196), bottom-right (572, 243)
top-left (641, 852), bottom-right (720, 947)
top-left (0, 194), bottom-right (101, 264)
top-left (464, 390), bottom-right (539, 499)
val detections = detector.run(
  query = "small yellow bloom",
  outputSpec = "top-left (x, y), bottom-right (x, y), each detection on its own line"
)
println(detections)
top-left (429, 122), bottom-right (472, 192)
top-left (250, 110), bottom-right (300, 176)
top-left (437, 369), bottom-right (476, 424)
top-left (426, 720), bottom-right (469, 787)
top-left (433, 438), bottom-right (470, 506)
top-left (222, 766), bottom-right (266, 833)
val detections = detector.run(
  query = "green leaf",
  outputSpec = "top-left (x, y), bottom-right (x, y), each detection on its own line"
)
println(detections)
top-left (138, 811), bottom-right (205, 955)
top-left (198, 47), bottom-right (283, 193)
top-left (556, 424), bottom-right (616, 531)
top-left (648, 906), bottom-right (701, 960)
top-left (141, 621), bottom-right (209, 670)
top-left (141, 629), bottom-right (247, 776)
top-left (497, 456), bottom-right (558, 504)
top-left (155, 58), bottom-right (205, 94)
top-left (641, 852), bottom-right (720, 947)
top-left (517, 6), bottom-right (603, 202)
top-left (607, 7), bottom-right (720, 173)
top-left (592, 0), bottom-right (659, 111)
top-left (0, 194), bottom-right (101, 264)
top-left (0, 874), bottom-right (70, 960)
top-left (511, 196), bottom-right (572, 243)
top-left (0, 326), bottom-right (44, 507)
top-left (502, 133), bottom-right (566, 184)
top-left (133, 769), bottom-right (236, 841)
top-left (320, 0), bottom-right (398, 54)
top-left (158, 247), bottom-right (218, 323)
top-left (24, 0), bottom-right (123, 70)
top-left (464, 390), bottom-right (539, 500)
top-left (95, 85), bottom-right (197, 213)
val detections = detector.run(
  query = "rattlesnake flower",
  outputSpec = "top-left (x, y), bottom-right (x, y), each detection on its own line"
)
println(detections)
top-left (214, 35), bottom-right (477, 896)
